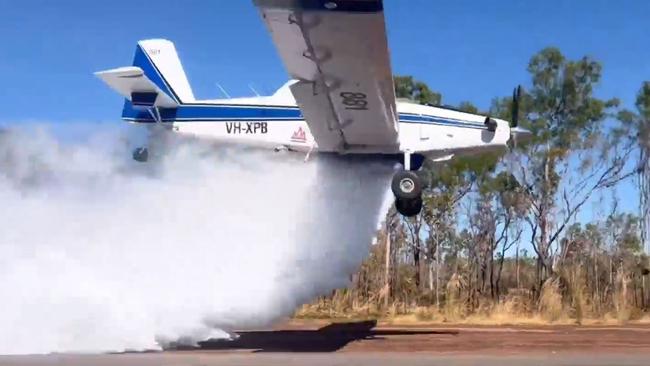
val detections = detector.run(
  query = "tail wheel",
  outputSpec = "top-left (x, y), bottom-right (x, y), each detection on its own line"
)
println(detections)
top-left (132, 147), bottom-right (149, 163)
top-left (395, 197), bottom-right (423, 217)
top-left (391, 170), bottom-right (423, 200)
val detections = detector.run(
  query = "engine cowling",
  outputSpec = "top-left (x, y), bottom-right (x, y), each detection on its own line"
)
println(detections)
top-left (484, 117), bottom-right (498, 132)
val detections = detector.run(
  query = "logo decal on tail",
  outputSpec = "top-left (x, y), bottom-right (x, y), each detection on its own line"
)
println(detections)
top-left (291, 127), bottom-right (307, 143)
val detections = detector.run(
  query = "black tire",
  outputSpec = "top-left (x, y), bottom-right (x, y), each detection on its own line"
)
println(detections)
top-left (395, 197), bottom-right (423, 217)
top-left (132, 147), bottom-right (149, 163)
top-left (391, 170), bottom-right (422, 200)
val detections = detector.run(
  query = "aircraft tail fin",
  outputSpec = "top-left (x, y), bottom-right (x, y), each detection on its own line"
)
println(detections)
top-left (95, 39), bottom-right (194, 113)
top-left (132, 39), bottom-right (195, 104)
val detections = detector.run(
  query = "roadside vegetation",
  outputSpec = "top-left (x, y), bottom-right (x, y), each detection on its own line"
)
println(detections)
top-left (295, 47), bottom-right (650, 325)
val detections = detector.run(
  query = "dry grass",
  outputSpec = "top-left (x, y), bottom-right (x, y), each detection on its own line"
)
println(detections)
top-left (294, 291), bottom-right (383, 320)
top-left (567, 268), bottom-right (588, 324)
top-left (294, 274), bottom-right (649, 326)
top-left (538, 277), bottom-right (565, 322)
top-left (295, 301), bottom-right (649, 326)
top-left (614, 271), bottom-right (631, 323)
top-left (443, 273), bottom-right (464, 321)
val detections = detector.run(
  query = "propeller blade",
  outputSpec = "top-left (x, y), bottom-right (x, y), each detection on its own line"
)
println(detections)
top-left (511, 85), bottom-right (521, 128)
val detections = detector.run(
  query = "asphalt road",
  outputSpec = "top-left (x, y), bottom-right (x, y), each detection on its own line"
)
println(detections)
top-left (2, 321), bottom-right (649, 366)
top-left (2, 353), bottom-right (649, 366)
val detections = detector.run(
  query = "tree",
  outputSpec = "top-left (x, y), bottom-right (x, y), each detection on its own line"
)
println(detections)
top-left (619, 83), bottom-right (650, 258)
top-left (492, 48), bottom-right (636, 290)
top-left (394, 75), bottom-right (442, 105)
top-left (394, 76), bottom-right (486, 299)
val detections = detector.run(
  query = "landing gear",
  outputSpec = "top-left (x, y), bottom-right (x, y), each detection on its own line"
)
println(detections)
top-left (391, 170), bottom-right (422, 201)
top-left (129, 104), bottom-right (173, 163)
top-left (392, 153), bottom-right (424, 217)
top-left (129, 119), bottom-right (172, 163)
top-left (132, 147), bottom-right (149, 162)
top-left (395, 196), bottom-right (423, 217)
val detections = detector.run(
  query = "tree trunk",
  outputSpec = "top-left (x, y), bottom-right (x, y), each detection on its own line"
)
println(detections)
top-left (436, 248), bottom-right (440, 308)
top-left (428, 261), bottom-right (434, 292)
top-left (641, 276), bottom-right (648, 311)
top-left (536, 150), bottom-right (552, 291)
top-left (538, 217), bottom-right (549, 289)
top-left (593, 246), bottom-right (600, 314)
top-left (414, 245), bottom-right (421, 290)
top-left (496, 253), bottom-right (506, 300)
top-left (516, 241), bottom-right (520, 288)
top-left (384, 230), bottom-right (391, 309)
top-left (490, 251), bottom-right (496, 299)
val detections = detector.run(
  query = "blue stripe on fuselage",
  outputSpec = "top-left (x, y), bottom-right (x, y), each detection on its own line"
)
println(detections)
top-left (121, 102), bottom-right (486, 129)
top-left (122, 101), bottom-right (303, 122)
top-left (399, 114), bottom-right (486, 129)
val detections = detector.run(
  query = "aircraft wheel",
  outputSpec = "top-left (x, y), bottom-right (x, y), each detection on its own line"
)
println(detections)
top-left (395, 197), bottom-right (423, 217)
top-left (132, 147), bottom-right (149, 163)
top-left (391, 170), bottom-right (422, 200)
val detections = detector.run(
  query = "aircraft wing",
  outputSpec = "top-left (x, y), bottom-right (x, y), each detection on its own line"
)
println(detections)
top-left (253, 0), bottom-right (399, 152)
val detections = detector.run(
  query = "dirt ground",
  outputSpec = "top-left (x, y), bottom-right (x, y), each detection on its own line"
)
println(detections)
top-left (184, 319), bottom-right (650, 354)
top-left (3, 321), bottom-right (650, 366)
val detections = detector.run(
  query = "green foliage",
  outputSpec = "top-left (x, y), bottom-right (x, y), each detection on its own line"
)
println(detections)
top-left (562, 222), bottom-right (604, 261)
top-left (525, 47), bottom-right (617, 152)
top-left (636, 81), bottom-right (650, 121)
top-left (393, 47), bottom-right (641, 292)
top-left (300, 42), bottom-right (650, 323)
top-left (606, 213), bottom-right (643, 255)
top-left (614, 82), bottom-right (650, 148)
top-left (394, 75), bottom-right (442, 105)
top-left (636, 83), bottom-right (650, 149)
top-left (457, 101), bottom-right (480, 114)
top-left (425, 152), bottom-right (500, 190)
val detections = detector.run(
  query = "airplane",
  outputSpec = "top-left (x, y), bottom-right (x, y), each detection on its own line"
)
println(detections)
top-left (95, 0), bottom-right (530, 217)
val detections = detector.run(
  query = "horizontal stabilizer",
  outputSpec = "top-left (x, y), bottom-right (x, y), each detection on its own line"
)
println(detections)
top-left (94, 66), bottom-right (178, 108)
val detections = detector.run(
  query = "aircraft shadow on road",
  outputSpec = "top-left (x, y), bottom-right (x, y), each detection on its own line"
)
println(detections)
top-left (182, 320), bottom-right (458, 353)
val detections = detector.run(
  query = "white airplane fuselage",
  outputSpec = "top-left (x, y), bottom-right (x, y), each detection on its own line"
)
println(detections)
top-left (138, 88), bottom-right (512, 160)
top-left (96, 38), bottom-right (523, 217)
top-left (97, 39), bottom-right (513, 163)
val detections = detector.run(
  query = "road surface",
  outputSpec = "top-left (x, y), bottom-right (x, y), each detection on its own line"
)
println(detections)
top-left (2, 320), bottom-right (649, 365)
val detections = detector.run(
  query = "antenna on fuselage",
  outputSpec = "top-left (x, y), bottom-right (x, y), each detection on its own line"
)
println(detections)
top-left (248, 83), bottom-right (261, 97)
top-left (215, 83), bottom-right (231, 98)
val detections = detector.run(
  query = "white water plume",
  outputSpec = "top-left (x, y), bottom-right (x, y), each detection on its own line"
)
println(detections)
top-left (0, 124), bottom-right (395, 355)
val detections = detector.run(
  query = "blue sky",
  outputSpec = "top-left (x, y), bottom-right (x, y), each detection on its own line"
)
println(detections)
top-left (0, 0), bottom-right (647, 218)
top-left (1, 0), bottom-right (649, 122)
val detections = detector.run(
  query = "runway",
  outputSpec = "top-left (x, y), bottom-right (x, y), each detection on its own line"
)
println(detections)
top-left (2, 321), bottom-right (649, 365)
